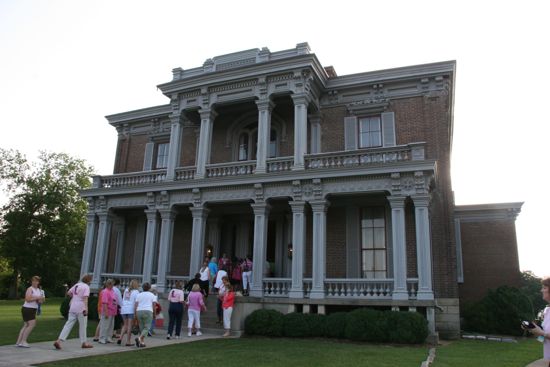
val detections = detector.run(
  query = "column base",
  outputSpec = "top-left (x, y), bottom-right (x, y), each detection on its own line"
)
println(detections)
top-left (249, 288), bottom-right (263, 298)
top-left (291, 164), bottom-right (305, 171)
top-left (417, 291), bottom-right (435, 301)
top-left (255, 167), bottom-right (267, 174)
top-left (309, 289), bottom-right (325, 299)
top-left (288, 289), bottom-right (304, 298)
top-left (318, 305), bottom-right (326, 315)
top-left (392, 291), bottom-right (409, 301)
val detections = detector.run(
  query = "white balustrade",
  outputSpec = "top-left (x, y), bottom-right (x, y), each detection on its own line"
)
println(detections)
top-left (165, 275), bottom-right (190, 290)
top-left (97, 170), bottom-right (167, 188)
top-left (263, 278), bottom-right (291, 297)
top-left (175, 167), bottom-right (196, 181)
top-left (324, 279), bottom-right (394, 299)
top-left (303, 278), bottom-right (312, 298)
top-left (100, 273), bottom-right (143, 289)
top-left (206, 160), bottom-right (256, 178)
top-left (266, 157), bottom-right (294, 173)
top-left (407, 278), bottom-right (419, 299)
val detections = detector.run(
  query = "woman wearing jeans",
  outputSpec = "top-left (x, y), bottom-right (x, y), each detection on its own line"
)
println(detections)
top-left (166, 281), bottom-right (185, 339)
top-left (134, 282), bottom-right (156, 348)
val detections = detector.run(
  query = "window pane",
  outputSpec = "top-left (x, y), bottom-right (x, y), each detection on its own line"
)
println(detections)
top-left (373, 228), bottom-right (385, 248)
top-left (362, 228), bottom-right (374, 249)
top-left (374, 250), bottom-right (386, 271)
top-left (238, 133), bottom-right (248, 161)
top-left (362, 251), bottom-right (374, 271)
top-left (156, 143), bottom-right (169, 168)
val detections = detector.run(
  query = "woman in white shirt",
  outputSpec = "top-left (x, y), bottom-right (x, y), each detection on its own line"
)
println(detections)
top-left (134, 282), bottom-right (156, 348)
top-left (16, 276), bottom-right (45, 348)
top-left (199, 261), bottom-right (211, 299)
top-left (166, 280), bottom-right (185, 339)
top-left (117, 279), bottom-right (139, 346)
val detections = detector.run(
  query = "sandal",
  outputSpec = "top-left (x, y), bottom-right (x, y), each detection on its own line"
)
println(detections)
top-left (81, 343), bottom-right (93, 349)
top-left (125, 343), bottom-right (134, 346)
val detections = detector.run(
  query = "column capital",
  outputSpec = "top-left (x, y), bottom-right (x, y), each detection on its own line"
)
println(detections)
top-left (291, 93), bottom-right (311, 106)
top-left (289, 201), bottom-right (306, 213)
top-left (169, 113), bottom-right (182, 125)
top-left (251, 202), bottom-right (271, 216)
top-left (96, 211), bottom-right (113, 221)
top-left (255, 98), bottom-right (275, 111)
top-left (310, 200), bottom-right (330, 213)
top-left (411, 194), bottom-right (431, 208)
top-left (144, 209), bottom-right (158, 220)
top-left (387, 195), bottom-right (406, 209)
top-left (190, 206), bottom-right (210, 219)
top-left (199, 108), bottom-right (218, 121)
top-left (86, 212), bottom-right (97, 221)
top-left (158, 208), bottom-right (177, 220)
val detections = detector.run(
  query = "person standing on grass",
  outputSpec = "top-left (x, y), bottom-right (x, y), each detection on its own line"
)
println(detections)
top-left (53, 274), bottom-right (94, 350)
top-left (117, 279), bottom-right (139, 346)
top-left (134, 282), bottom-right (156, 348)
top-left (166, 280), bottom-right (185, 339)
top-left (186, 284), bottom-right (206, 337)
top-left (222, 283), bottom-right (235, 337)
top-left (524, 277), bottom-right (550, 366)
top-left (98, 279), bottom-right (118, 344)
top-left (16, 276), bottom-right (45, 348)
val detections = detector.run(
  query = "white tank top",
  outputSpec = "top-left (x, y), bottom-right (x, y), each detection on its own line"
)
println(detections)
top-left (22, 287), bottom-right (42, 309)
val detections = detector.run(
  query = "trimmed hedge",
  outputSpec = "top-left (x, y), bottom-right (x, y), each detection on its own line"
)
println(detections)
top-left (60, 295), bottom-right (99, 321)
top-left (244, 308), bottom-right (429, 344)
top-left (244, 309), bottom-right (284, 337)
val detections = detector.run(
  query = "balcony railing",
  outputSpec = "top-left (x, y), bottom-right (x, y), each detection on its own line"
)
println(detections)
top-left (91, 143), bottom-right (425, 189)
top-left (325, 278), bottom-right (394, 299)
top-left (263, 278), bottom-right (291, 297)
top-left (100, 273), bottom-right (143, 288)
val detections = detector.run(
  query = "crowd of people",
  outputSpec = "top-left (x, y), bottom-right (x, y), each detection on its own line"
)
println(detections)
top-left (15, 255), bottom-right (244, 350)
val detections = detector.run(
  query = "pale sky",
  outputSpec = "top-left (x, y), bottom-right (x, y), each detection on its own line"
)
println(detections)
top-left (1, 0), bottom-right (548, 277)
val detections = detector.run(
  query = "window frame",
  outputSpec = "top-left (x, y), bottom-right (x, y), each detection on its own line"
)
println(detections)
top-left (360, 206), bottom-right (387, 279)
top-left (154, 141), bottom-right (170, 169)
top-left (358, 115), bottom-right (382, 149)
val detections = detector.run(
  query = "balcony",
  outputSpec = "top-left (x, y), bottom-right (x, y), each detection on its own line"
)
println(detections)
top-left (91, 143), bottom-right (426, 189)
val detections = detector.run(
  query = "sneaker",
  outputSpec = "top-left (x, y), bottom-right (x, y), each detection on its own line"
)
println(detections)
top-left (166, 335), bottom-right (171, 340)
top-left (134, 337), bottom-right (140, 348)
top-left (98, 340), bottom-right (107, 345)
top-left (53, 341), bottom-right (61, 350)
top-left (188, 332), bottom-right (192, 337)
top-left (18, 343), bottom-right (30, 348)
top-left (175, 335), bottom-right (180, 339)
top-left (196, 331), bottom-right (202, 336)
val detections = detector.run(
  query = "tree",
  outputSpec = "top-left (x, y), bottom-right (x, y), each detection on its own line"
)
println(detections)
top-left (0, 149), bottom-right (94, 298)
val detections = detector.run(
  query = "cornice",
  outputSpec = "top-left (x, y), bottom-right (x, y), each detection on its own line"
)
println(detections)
top-left (454, 202), bottom-right (523, 222)
top-left (106, 104), bottom-right (172, 126)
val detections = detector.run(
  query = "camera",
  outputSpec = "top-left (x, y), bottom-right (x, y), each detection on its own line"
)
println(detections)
top-left (522, 321), bottom-right (536, 329)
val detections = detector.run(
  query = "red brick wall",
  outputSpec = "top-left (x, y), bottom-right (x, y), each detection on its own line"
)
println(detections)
top-left (319, 105), bottom-right (346, 152)
top-left (122, 134), bottom-right (148, 173)
top-left (171, 214), bottom-right (192, 276)
top-left (405, 199), bottom-right (418, 278)
top-left (458, 220), bottom-right (521, 303)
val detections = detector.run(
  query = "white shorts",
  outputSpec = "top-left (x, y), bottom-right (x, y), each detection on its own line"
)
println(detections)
top-left (187, 309), bottom-right (201, 329)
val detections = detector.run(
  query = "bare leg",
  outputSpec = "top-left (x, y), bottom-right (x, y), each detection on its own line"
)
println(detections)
top-left (16, 322), bottom-right (28, 345)
top-left (20, 320), bottom-right (36, 344)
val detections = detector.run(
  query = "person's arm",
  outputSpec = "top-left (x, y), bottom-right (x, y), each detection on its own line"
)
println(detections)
top-left (24, 287), bottom-right (34, 303)
top-left (83, 296), bottom-right (89, 316)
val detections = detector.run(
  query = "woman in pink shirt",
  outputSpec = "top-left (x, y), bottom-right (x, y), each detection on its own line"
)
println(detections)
top-left (526, 277), bottom-right (550, 365)
top-left (98, 279), bottom-right (118, 344)
top-left (186, 284), bottom-right (206, 337)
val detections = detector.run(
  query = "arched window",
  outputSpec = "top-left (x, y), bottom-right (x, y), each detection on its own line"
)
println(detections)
top-left (234, 122), bottom-right (280, 161)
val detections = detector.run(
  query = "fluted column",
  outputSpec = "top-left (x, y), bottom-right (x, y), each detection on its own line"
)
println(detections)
top-left (91, 212), bottom-right (112, 289)
top-left (250, 202), bottom-right (270, 297)
top-left (195, 109), bottom-right (217, 179)
top-left (388, 196), bottom-right (408, 300)
top-left (189, 206), bottom-right (209, 276)
top-left (156, 209), bottom-right (177, 293)
top-left (412, 195), bottom-right (434, 300)
top-left (291, 94), bottom-right (309, 170)
top-left (166, 114), bottom-right (183, 181)
top-left (289, 201), bottom-right (306, 298)
top-left (81, 213), bottom-right (97, 277)
top-left (310, 200), bottom-right (329, 299)
top-left (255, 99), bottom-right (275, 174)
top-left (142, 209), bottom-right (159, 284)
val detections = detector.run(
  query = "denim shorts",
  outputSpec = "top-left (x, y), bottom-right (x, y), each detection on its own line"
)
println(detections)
top-left (121, 313), bottom-right (134, 320)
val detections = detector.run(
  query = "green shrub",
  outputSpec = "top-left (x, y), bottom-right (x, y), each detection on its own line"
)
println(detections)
top-left (462, 286), bottom-right (533, 336)
top-left (306, 313), bottom-right (327, 337)
top-left (60, 295), bottom-right (99, 321)
top-left (387, 311), bottom-right (429, 344)
top-left (325, 312), bottom-right (347, 339)
top-left (283, 312), bottom-right (310, 337)
top-left (244, 309), bottom-right (284, 337)
top-left (345, 308), bottom-right (389, 342)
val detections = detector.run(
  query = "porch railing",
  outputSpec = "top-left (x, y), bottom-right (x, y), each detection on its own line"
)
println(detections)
top-left (100, 273), bottom-right (143, 288)
top-left (407, 278), bottom-right (418, 299)
top-left (263, 278), bottom-right (291, 297)
top-left (165, 275), bottom-right (190, 290)
top-left (93, 170), bottom-right (167, 188)
top-left (303, 278), bottom-right (312, 298)
top-left (206, 160), bottom-right (256, 178)
top-left (266, 156), bottom-right (294, 173)
top-left (175, 167), bottom-right (196, 181)
top-left (324, 278), bottom-right (394, 299)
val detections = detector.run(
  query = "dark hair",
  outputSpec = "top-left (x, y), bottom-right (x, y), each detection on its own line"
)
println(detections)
top-left (113, 278), bottom-right (121, 286)
top-left (142, 282), bottom-right (151, 292)
top-left (194, 273), bottom-right (201, 280)
top-left (81, 274), bottom-right (93, 284)
top-left (542, 277), bottom-right (550, 288)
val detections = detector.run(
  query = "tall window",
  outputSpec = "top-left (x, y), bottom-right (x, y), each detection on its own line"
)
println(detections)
top-left (361, 207), bottom-right (387, 278)
top-left (238, 133), bottom-right (249, 161)
top-left (269, 129), bottom-right (277, 158)
top-left (236, 123), bottom-right (278, 161)
top-left (359, 116), bottom-right (382, 148)
top-left (155, 142), bottom-right (169, 169)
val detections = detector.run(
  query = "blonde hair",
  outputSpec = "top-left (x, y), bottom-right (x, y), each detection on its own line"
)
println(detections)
top-left (81, 274), bottom-right (92, 284)
top-left (31, 276), bottom-right (41, 282)
top-left (191, 284), bottom-right (201, 292)
top-left (129, 279), bottom-right (139, 290)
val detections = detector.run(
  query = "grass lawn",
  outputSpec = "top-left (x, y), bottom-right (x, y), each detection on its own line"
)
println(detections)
top-left (0, 298), bottom-right (98, 346)
top-left (41, 338), bottom-right (430, 367)
top-left (432, 339), bottom-right (542, 367)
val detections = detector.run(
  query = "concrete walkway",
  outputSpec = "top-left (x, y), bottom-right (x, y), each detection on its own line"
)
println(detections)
top-left (526, 359), bottom-right (548, 367)
top-left (0, 334), bottom-right (222, 367)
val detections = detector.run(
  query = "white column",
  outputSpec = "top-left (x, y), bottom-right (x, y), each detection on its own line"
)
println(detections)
top-left (412, 195), bottom-right (434, 300)
top-left (81, 213), bottom-right (97, 277)
top-left (291, 94), bottom-right (309, 170)
top-left (91, 212), bottom-right (112, 289)
top-left (156, 209), bottom-right (176, 293)
top-left (309, 114), bottom-right (321, 154)
top-left (388, 196), bottom-right (408, 300)
top-left (255, 99), bottom-right (274, 174)
top-left (189, 206), bottom-right (209, 276)
top-left (166, 114), bottom-right (183, 181)
top-left (250, 202), bottom-right (270, 297)
top-left (142, 209), bottom-right (158, 284)
top-left (207, 218), bottom-right (221, 259)
top-left (289, 201), bottom-right (306, 298)
top-left (113, 218), bottom-right (126, 274)
top-left (195, 109), bottom-right (217, 179)
top-left (310, 200), bottom-right (329, 299)
top-left (274, 217), bottom-right (285, 277)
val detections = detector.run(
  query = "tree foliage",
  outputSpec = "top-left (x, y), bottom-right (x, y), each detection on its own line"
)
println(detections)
top-left (0, 149), bottom-right (93, 298)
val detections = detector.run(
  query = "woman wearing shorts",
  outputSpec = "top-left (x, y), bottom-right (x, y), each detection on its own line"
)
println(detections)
top-left (16, 276), bottom-right (45, 348)
top-left (118, 279), bottom-right (139, 346)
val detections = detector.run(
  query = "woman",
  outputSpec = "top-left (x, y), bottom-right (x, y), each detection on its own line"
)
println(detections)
top-left (54, 274), bottom-right (94, 350)
top-left (186, 284), bottom-right (206, 337)
top-left (167, 280), bottom-right (185, 339)
top-left (134, 282), bottom-right (156, 348)
top-left (231, 257), bottom-right (242, 292)
top-left (208, 257), bottom-right (218, 293)
top-left (241, 255), bottom-right (253, 296)
top-left (16, 276), bottom-right (45, 348)
top-left (117, 279), bottom-right (139, 346)
top-left (98, 279), bottom-right (118, 344)
top-left (199, 261), bottom-right (211, 298)
top-left (222, 283), bottom-right (235, 337)
top-left (526, 277), bottom-right (550, 365)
